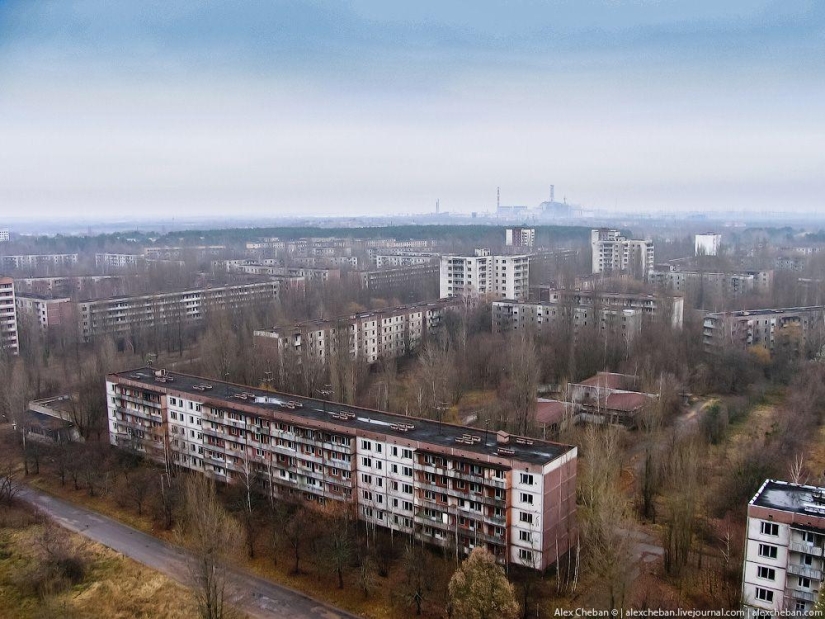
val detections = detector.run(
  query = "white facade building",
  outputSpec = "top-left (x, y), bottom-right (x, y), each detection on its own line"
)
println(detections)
top-left (0, 229), bottom-right (9, 242)
top-left (505, 228), bottom-right (536, 248)
top-left (695, 233), bottom-right (722, 256)
top-left (743, 480), bottom-right (825, 614)
top-left (590, 229), bottom-right (654, 280)
top-left (440, 250), bottom-right (530, 301)
top-left (106, 367), bottom-right (578, 570)
top-left (0, 277), bottom-right (19, 355)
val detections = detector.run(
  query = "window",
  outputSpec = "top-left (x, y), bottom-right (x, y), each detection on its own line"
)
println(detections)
top-left (520, 493), bottom-right (534, 505)
top-left (758, 544), bottom-right (778, 559)
top-left (391, 446), bottom-right (398, 457)
top-left (362, 457), bottom-right (372, 467)
top-left (361, 474), bottom-right (372, 484)
top-left (361, 440), bottom-right (372, 451)
top-left (518, 549), bottom-right (533, 562)
top-left (799, 577), bottom-right (811, 589)
top-left (402, 449), bottom-right (412, 459)
top-left (803, 554), bottom-right (813, 566)
top-left (520, 473), bottom-right (535, 485)
top-left (760, 522), bottom-right (779, 536)
top-left (754, 588), bottom-right (773, 603)
top-left (519, 531), bottom-right (532, 542)
top-left (402, 483), bottom-right (413, 495)
top-left (519, 512), bottom-right (533, 524)
top-left (757, 566), bottom-right (775, 581)
top-left (803, 531), bottom-right (816, 544)
top-left (402, 466), bottom-right (413, 477)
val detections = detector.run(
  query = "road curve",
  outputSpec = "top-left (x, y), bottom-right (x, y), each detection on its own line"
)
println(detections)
top-left (18, 485), bottom-right (360, 619)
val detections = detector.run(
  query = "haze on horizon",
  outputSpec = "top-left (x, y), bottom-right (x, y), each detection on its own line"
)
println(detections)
top-left (0, 1), bottom-right (823, 221)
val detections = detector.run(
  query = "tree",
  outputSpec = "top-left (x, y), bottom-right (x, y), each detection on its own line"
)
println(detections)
top-left (320, 502), bottom-right (354, 589)
top-left (447, 547), bottom-right (519, 619)
top-left (177, 475), bottom-right (241, 619)
top-left (501, 330), bottom-right (540, 435)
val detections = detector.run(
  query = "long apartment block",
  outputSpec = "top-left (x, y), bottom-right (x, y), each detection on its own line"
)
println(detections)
top-left (492, 300), bottom-right (643, 344)
top-left (590, 229), bottom-right (654, 279)
top-left (0, 253), bottom-right (79, 271)
top-left (0, 276), bottom-right (19, 355)
top-left (254, 300), bottom-right (458, 365)
top-left (80, 281), bottom-right (280, 340)
top-left (702, 306), bottom-right (825, 354)
top-left (530, 287), bottom-right (684, 329)
top-left (743, 480), bottom-right (825, 614)
top-left (106, 367), bottom-right (577, 570)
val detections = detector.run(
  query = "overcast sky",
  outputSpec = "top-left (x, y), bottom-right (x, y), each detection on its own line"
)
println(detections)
top-left (0, 1), bottom-right (823, 219)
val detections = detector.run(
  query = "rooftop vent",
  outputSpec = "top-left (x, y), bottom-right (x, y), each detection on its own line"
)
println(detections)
top-left (496, 431), bottom-right (510, 445)
top-left (496, 447), bottom-right (515, 456)
top-left (514, 437), bottom-right (534, 446)
top-left (390, 423), bottom-right (415, 432)
top-left (330, 412), bottom-right (356, 421)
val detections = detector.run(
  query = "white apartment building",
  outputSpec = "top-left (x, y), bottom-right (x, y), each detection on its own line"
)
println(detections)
top-left (255, 300), bottom-right (457, 365)
top-left (695, 233), bottom-right (722, 256)
top-left (590, 229), bottom-right (654, 280)
top-left (0, 276), bottom-right (19, 355)
top-left (0, 229), bottom-right (9, 242)
top-left (373, 253), bottom-right (438, 269)
top-left (106, 367), bottom-right (578, 570)
top-left (505, 227), bottom-right (535, 248)
top-left (95, 253), bottom-right (144, 271)
top-left (440, 250), bottom-right (530, 301)
top-left (0, 254), bottom-right (79, 271)
top-left (743, 480), bottom-right (825, 614)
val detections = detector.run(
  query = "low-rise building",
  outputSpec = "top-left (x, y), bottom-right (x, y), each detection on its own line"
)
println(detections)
top-left (703, 306), bottom-right (825, 354)
top-left (106, 367), bottom-right (578, 570)
top-left (25, 395), bottom-right (82, 443)
top-left (0, 276), bottom-right (19, 355)
top-left (568, 372), bottom-right (656, 427)
top-left (742, 480), bottom-right (825, 614)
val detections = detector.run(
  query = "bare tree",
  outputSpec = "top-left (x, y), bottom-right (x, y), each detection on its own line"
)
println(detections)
top-left (177, 475), bottom-right (241, 619)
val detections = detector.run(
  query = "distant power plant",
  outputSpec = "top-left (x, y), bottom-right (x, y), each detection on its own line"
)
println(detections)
top-left (495, 184), bottom-right (580, 220)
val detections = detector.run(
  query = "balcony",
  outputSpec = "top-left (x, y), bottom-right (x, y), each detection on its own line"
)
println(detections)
top-left (789, 542), bottom-right (823, 556)
top-left (788, 564), bottom-right (823, 580)
top-left (785, 588), bottom-right (816, 603)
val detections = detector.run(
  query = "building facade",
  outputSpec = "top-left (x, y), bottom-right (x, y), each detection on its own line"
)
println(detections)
top-left (95, 253), bottom-right (144, 271)
top-left (15, 294), bottom-right (74, 331)
top-left (590, 229), bottom-right (654, 279)
top-left (255, 300), bottom-right (457, 365)
top-left (440, 251), bottom-right (530, 301)
top-left (0, 229), bottom-right (9, 242)
top-left (695, 233), bottom-right (722, 256)
top-left (703, 306), bottom-right (825, 354)
top-left (0, 276), bottom-right (19, 355)
top-left (106, 367), bottom-right (577, 570)
top-left (505, 228), bottom-right (536, 248)
top-left (0, 254), bottom-right (79, 272)
top-left (78, 281), bottom-right (280, 340)
top-left (492, 300), bottom-right (643, 344)
top-left (742, 480), bottom-right (825, 614)
top-left (358, 264), bottom-right (439, 299)
top-left (529, 287), bottom-right (684, 329)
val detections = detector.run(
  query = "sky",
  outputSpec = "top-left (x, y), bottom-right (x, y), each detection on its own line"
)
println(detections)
top-left (0, 1), bottom-right (823, 220)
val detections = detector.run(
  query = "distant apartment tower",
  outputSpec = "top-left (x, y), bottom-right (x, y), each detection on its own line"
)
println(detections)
top-left (695, 233), bottom-right (722, 256)
top-left (505, 228), bottom-right (536, 248)
top-left (254, 300), bottom-right (457, 365)
top-left (0, 229), bottom-right (9, 242)
top-left (358, 264), bottom-right (439, 300)
top-left (590, 229), bottom-right (654, 280)
top-left (742, 480), bottom-right (825, 614)
top-left (106, 367), bottom-right (578, 570)
top-left (440, 250), bottom-right (530, 301)
top-left (703, 306), bottom-right (825, 354)
top-left (650, 267), bottom-right (774, 299)
top-left (0, 276), bottom-right (19, 355)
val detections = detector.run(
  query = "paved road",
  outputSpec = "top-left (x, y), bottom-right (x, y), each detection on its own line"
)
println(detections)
top-left (17, 485), bottom-right (359, 619)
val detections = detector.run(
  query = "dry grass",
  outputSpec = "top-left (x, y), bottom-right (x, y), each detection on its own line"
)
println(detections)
top-left (0, 504), bottom-right (200, 619)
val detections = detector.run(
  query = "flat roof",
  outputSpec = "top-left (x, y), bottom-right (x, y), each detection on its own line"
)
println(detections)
top-left (110, 367), bottom-right (573, 467)
top-left (751, 480), bottom-right (825, 517)
top-left (709, 306), bottom-right (825, 318)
